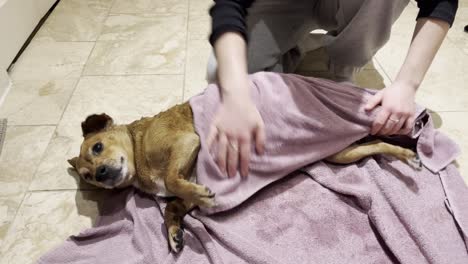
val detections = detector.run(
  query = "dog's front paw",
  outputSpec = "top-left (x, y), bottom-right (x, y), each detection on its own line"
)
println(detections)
top-left (397, 149), bottom-right (422, 170)
top-left (397, 148), bottom-right (416, 160)
top-left (193, 186), bottom-right (216, 208)
top-left (168, 227), bottom-right (184, 253)
top-left (407, 153), bottom-right (423, 171)
top-left (196, 196), bottom-right (216, 208)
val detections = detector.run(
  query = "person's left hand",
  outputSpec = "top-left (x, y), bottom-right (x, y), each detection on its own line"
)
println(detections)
top-left (365, 81), bottom-right (417, 136)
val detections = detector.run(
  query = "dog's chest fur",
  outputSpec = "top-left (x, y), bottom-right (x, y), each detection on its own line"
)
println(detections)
top-left (127, 103), bottom-right (199, 197)
top-left (133, 177), bottom-right (171, 197)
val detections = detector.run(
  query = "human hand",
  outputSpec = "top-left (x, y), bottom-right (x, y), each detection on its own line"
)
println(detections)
top-left (206, 92), bottom-right (265, 178)
top-left (365, 81), bottom-right (417, 136)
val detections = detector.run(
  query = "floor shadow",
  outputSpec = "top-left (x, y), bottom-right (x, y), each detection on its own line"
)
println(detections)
top-left (74, 190), bottom-right (117, 226)
top-left (73, 183), bottom-right (158, 227)
top-left (429, 111), bottom-right (443, 128)
top-left (67, 167), bottom-right (99, 190)
top-left (67, 167), bottom-right (130, 226)
top-left (296, 48), bottom-right (387, 90)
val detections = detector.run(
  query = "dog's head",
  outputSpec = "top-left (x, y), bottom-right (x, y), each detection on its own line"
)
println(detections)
top-left (68, 113), bottom-right (136, 189)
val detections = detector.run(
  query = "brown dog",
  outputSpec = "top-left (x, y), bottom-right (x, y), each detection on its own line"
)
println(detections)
top-left (68, 102), bottom-right (417, 252)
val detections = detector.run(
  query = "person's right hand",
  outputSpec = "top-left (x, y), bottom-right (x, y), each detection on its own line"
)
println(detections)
top-left (206, 93), bottom-right (265, 178)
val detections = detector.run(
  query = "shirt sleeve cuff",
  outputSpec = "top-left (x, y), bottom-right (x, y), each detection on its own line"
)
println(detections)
top-left (416, 1), bottom-right (458, 27)
top-left (209, 26), bottom-right (249, 45)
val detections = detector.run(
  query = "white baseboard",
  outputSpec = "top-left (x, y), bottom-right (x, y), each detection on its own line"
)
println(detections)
top-left (0, 70), bottom-right (12, 108)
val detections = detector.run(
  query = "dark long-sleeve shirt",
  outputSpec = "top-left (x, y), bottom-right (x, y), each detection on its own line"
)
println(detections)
top-left (209, 0), bottom-right (458, 45)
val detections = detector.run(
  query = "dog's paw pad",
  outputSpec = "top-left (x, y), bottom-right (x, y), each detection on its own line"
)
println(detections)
top-left (204, 186), bottom-right (215, 198)
top-left (407, 154), bottom-right (423, 170)
top-left (198, 196), bottom-right (216, 208)
top-left (174, 229), bottom-right (183, 243)
top-left (194, 185), bottom-right (215, 198)
top-left (169, 229), bottom-right (184, 253)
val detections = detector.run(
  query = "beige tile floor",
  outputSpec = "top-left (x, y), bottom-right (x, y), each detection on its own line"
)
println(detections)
top-left (0, 0), bottom-right (467, 262)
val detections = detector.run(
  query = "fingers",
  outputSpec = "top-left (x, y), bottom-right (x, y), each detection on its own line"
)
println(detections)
top-left (371, 109), bottom-right (390, 135)
top-left (216, 133), bottom-right (228, 175)
top-left (400, 115), bottom-right (415, 135)
top-left (206, 125), bottom-right (217, 149)
top-left (380, 115), bottom-right (402, 135)
top-left (379, 109), bottom-right (413, 135)
top-left (226, 139), bottom-right (239, 178)
top-left (365, 91), bottom-right (384, 111)
top-left (254, 121), bottom-right (265, 155)
top-left (207, 115), bottom-right (265, 178)
top-left (239, 137), bottom-right (251, 177)
top-left (210, 129), bottom-right (251, 177)
top-left (388, 116), bottom-right (406, 135)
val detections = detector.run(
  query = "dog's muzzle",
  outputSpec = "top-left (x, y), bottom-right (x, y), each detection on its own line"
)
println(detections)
top-left (95, 165), bottom-right (122, 183)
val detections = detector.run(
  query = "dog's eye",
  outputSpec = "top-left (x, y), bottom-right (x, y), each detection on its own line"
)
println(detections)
top-left (83, 173), bottom-right (92, 181)
top-left (92, 142), bottom-right (103, 155)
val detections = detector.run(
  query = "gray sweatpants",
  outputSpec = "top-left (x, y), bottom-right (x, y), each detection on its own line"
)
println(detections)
top-left (206, 0), bottom-right (409, 83)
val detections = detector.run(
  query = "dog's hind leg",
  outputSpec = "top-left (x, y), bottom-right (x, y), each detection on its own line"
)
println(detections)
top-left (164, 198), bottom-right (194, 253)
top-left (326, 140), bottom-right (419, 167)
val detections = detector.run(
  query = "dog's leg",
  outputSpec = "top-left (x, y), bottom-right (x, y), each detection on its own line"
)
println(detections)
top-left (165, 133), bottom-right (216, 208)
top-left (326, 140), bottom-right (418, 166)
top-left (164, 198), bottom-right (194, 253)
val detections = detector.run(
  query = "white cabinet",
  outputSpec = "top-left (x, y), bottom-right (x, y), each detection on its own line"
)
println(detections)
top-left (0, 0), bottom-right (57, 105)
top-left (0, 0), bottom-right (57, 70)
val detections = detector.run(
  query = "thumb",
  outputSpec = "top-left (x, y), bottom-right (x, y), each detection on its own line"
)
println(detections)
top-left (365, 90), bottom-right (384, 110)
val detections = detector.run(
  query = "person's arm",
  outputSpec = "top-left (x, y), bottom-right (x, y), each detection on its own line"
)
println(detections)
top-left (209, 0), bottom-right (254, 46)
top-left (366, 0), bottom-right (457, 135)
top-left (402, 0), bottom-right (458, 88)
top-left (209, 0), bottom-right (254, 99)
top-left (394, 18), bottom-right (449, 92)
top-left (214, 32), bottom-right (250, 100)
top-left (206, 0), bottom-right (265, 178)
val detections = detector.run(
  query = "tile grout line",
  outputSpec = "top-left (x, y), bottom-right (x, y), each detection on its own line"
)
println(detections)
top-left (445, 36), bottom-right (468, 59)
top-left (107, 12), bottom-right (189, 15)
top-left (81, 73), bottom-right (185, 77)
top-left (80, 0), bottom-right (118, 77)
top-left (39, 41), bottom-right (96, 43)
top-left (6, 124), bottom-right (58, 127)
top-left (0, 0), bottom-right (107, 246)
top-left (181, 0), bottom-right (191, 102)
top-left (0, 1), bottom-right (120, 252)
top-left (368, 59), bottom-right (468, 114)
top-left (31, 0), bottom-right (122, 187)
top-left (36, 0), bottom-right (119, 136)
top-left (444, 7), bottom-right (468, 56)
top-left (79, 1), bottom-right (189, 79)
top-left (371, 58), bottom-right (468, 114)
top-left (428, 111), bottom-right (468, 113)
top-left (374, 57), bottom-right (394, 84)
top-left (28, 189), bottom-right (98, 193)
top-left (0, 124), bottom-right (57, 255)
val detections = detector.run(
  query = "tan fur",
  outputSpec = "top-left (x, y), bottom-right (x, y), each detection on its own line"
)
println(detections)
top-left (326, 140), bottom-right (417, 165)
top-left (68, 102), bottom-right (417, 253)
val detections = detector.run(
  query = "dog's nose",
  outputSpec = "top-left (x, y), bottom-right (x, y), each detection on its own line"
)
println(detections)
top-left (95, 165), bottom-right (109, 182)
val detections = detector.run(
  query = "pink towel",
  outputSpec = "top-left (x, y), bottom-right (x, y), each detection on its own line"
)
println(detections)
top-left (37, 72), bottom-right (468, 264)
top-left (189, 72), bottom-right (460, 214)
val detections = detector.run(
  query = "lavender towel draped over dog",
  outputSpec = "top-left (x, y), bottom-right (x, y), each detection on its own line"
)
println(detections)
top-left (37, 72), bottom-right (468, 264)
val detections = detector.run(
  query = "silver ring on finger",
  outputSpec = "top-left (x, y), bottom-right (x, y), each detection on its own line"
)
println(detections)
top-left (388, 117), bottom-right (400, 123)
top-left (229, 141), bottom-right (238, 152)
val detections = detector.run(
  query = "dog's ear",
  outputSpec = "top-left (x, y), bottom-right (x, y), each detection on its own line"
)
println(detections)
top-left (68, 157), bottom-right (79, 170)
top-left (81, 113), bottom-right (114, 137)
